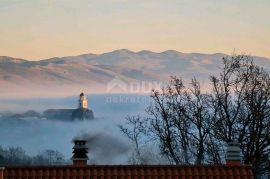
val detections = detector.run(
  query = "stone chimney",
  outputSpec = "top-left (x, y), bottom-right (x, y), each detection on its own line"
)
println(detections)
top-left (226, 142), bottom-right (241, 166)
top-left (72, 140), bottom-right (89, 167)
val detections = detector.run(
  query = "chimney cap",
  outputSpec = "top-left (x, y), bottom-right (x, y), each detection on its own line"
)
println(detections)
top-left (74, 140), bottom-right (86, 144)
top-left (73, 140), bottom-right (88, 149)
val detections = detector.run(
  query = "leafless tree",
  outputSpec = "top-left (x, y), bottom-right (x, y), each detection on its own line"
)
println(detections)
top-left (146, 78), bottom-right (189, 164)
top-left (32, 150), bottom-right (65, 165)
top-left (120, 54), bottom-right (270, 177)
top-left (210, 55), bottom-right (270, 177)
top-left (120, 77), bottom-right (218, 165)
top-left (119, 115), bottom-right (148, 164)
top-left (0, 146), bottom-right (66, 166)
top-left (183, 79), bottom-right (214, 164)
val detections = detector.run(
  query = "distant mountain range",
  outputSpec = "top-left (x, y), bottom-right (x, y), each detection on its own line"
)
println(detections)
top-left (0, 49), bottom-right (269, 98)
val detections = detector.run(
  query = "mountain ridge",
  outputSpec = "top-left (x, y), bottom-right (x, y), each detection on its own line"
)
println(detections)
top-left (2, 49), bottom-right (269, 62)
top-left (0, 49), bottom-right (270, 62)
top-left (0, 50), bottom-right (269, 98)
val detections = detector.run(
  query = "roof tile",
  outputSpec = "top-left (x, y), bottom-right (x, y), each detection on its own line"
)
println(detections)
top-left (2, 165), bottom-right (254, 179)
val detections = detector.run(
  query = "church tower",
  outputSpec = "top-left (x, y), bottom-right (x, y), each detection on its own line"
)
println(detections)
top-left (79, 92), bottom-right (88, 109)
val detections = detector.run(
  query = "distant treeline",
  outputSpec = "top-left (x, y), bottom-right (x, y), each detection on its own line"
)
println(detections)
top-left (0, 145), bottom-right (67, 166)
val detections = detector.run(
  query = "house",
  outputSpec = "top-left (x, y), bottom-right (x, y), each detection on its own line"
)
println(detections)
top-left (0, 141), bottom-right (254, 179)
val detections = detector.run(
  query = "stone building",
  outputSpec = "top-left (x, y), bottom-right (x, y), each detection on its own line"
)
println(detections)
top-left (42, 92), bottom-right (94, 121)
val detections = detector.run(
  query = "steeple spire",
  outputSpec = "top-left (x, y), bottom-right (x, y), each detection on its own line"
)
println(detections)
top-left (79, 92), bottom-right (88, 109)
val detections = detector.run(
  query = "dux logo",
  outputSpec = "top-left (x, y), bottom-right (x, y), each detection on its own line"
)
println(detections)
top-left (107, 76), bottom-right (164, 93)
top-left (106, 76), bottom-right (127, 92)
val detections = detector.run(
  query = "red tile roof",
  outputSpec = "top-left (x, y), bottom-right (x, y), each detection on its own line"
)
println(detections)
top-left (0, 165), bottom-right (254, 179)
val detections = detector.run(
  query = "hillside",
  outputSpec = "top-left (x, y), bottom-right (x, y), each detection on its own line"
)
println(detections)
top-left (0, 49), bottom-right (269, 97)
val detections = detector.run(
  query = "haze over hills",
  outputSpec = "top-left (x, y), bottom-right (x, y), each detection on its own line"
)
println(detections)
top-left (0, 49), bottom-right (269, 98)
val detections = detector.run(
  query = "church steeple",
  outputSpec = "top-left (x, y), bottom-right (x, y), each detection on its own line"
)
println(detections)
top-left (79, 92), bottom-right (88, 109)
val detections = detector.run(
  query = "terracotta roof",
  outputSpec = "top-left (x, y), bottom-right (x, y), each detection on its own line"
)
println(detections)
top-left (1, 165), bottom-right (254, 179)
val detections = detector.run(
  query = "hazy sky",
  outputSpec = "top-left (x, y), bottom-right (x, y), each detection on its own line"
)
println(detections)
top-left (0, 0), bottom-right (269, 60)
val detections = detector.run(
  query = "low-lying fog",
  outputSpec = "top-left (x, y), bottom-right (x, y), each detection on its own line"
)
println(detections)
top-left (0, 94), bottom-right (151, 164)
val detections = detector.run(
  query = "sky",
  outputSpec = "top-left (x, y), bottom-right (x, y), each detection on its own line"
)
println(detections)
top-left (0, 0), bottom-right (269, 60)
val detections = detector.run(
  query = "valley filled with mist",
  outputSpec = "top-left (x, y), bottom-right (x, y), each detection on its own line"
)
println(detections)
top-left (0, 94), bottom-right (150, 164)
top-left (0, 50), bottom-right (269, 166)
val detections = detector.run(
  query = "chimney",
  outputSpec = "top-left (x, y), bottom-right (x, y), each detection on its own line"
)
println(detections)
top-left (226, 142), bottom-right (241, 166)
top-left (0, 167), bottom-right (4, 179)
top-left (72, 140), bottom-right (89, 167)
